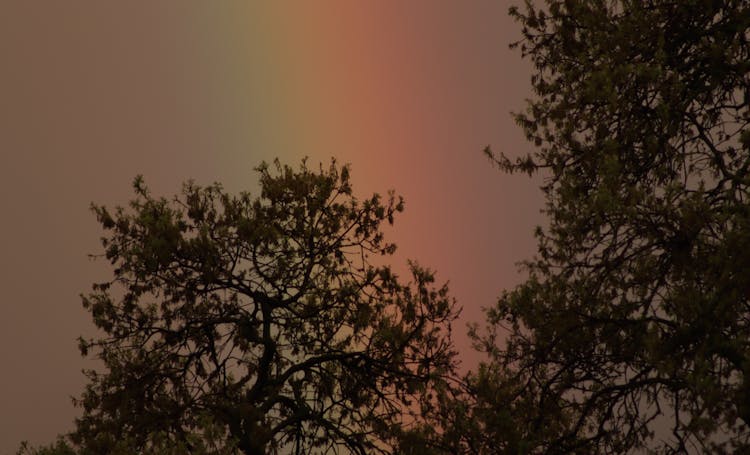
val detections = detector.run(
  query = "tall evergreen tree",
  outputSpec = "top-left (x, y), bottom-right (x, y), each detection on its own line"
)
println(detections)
top-left (71, 159), bottom-right (458, 454)
top-left (471, 1), bottom-right (750, 453)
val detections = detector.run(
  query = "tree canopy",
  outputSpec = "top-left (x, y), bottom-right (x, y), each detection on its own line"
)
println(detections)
top-left (70, 159), bottom-right (458, 454)
top-left (471, 0), bottom-right (750, 453)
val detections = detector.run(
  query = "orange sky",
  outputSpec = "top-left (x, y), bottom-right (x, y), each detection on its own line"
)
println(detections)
top-left (0, 1), bottom-right (542, 449)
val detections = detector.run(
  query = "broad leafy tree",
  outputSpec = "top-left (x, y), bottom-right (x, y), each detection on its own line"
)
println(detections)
top-left (470, 0), bottom-right (750, 453)
top-left (72, 159), bottom-right (458, 454)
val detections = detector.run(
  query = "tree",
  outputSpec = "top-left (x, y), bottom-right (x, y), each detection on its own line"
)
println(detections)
top-left (72, 159), bottom-right (458, 454)
top-left (16, 438), bottom-right (78, 455)
top-left (471, 0), bottom-right (750, 453)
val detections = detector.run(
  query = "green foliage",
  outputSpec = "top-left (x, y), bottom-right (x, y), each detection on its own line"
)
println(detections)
top-left (472, 0), bottom-right (750, 453)
top-left (73, 159), bottom-right (458, 455)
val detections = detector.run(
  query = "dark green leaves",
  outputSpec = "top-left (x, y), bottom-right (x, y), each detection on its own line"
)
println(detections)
top-left (474, 1), bottom-right (750, 453)
top-left (73, 159), bottom-right (458, 455)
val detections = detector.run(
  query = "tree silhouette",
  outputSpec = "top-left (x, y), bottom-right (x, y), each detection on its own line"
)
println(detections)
top-left (71, 159), bottom-right (458, 454)
top-left (16, 438), bottom-right (77, 455)
top-left (440, 1), bottom-right (750, 453)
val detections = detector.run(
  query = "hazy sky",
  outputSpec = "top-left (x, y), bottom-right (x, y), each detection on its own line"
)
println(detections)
top-left (0, 1), bottom-right (543, 450)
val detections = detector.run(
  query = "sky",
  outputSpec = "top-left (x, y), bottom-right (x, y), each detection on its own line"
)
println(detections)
top-left (0, 1), bottom-right (543, 451)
